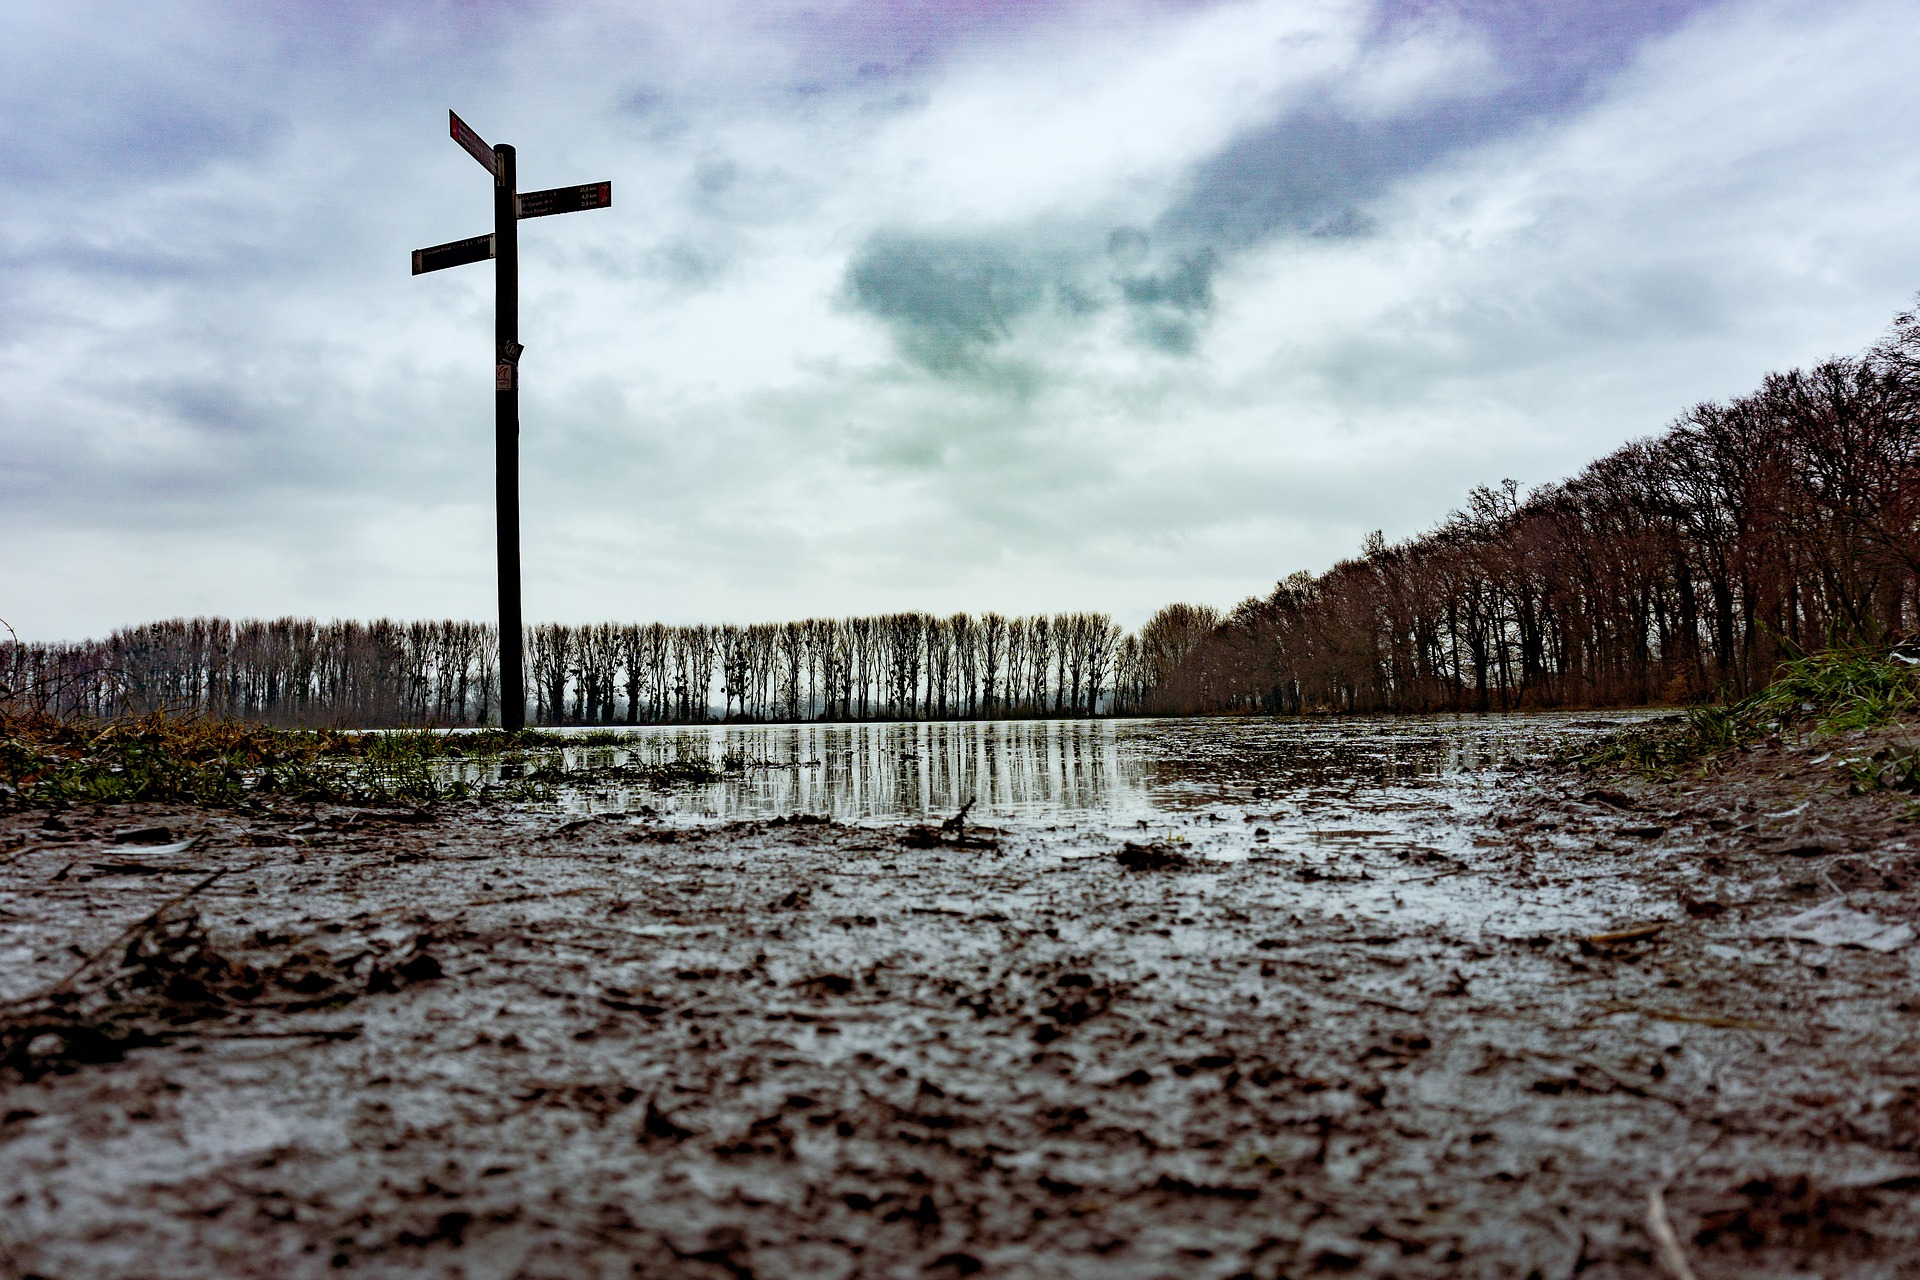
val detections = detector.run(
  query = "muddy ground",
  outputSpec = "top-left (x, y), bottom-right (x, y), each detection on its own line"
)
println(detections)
top-left (2, 727), bottom-right (1919, 1279)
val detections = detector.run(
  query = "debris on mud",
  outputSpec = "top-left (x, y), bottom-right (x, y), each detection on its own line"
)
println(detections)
top-left (1581, 921), bottom-right (1667, 952)
top-left (1689, 1171), bottom-right (1913, 1258)
top-left (1112, 840), bottom-right (1193, 870)
top-left (0, 911), bottom-right (257, 1080)
top-left (1, 883), bottom-right (436, 1083)
top-left (110, 824), bottom-right (174, 844)
top-left (901, 801), bottom-right (998, 849)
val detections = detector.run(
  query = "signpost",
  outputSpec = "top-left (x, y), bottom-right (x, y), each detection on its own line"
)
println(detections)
top-left (413, 110), bottom-right (611, 731)
top-left (449, 111), bottom-right (499, 179)
top-left (517, 182), bottom-right (612, 220)
top-left (410, 233), bottom-right (493, 277)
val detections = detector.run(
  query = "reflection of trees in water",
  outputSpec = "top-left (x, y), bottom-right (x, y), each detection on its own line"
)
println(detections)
top-left (542, 713), bottom-right (1618, 819)
top-left (834, 720), bottom-right (1133, 817)
top-left (555, 720), bottom-right (1142, 818)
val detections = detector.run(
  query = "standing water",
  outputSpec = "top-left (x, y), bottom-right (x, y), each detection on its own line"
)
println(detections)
top-left (505, 711), bottom-right (1660, 826)
top-left (461, 711), bottom-right (1669, 937)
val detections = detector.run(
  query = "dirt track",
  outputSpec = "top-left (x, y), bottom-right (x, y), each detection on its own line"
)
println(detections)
top-left (3, 727), bottom-right (1920, 1279)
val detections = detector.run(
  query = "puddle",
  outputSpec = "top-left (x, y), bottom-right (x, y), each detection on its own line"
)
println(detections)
top-left (480, 711), bottom-right (1661, 825)
top-left (458, 711), bottom-right (1668, 938)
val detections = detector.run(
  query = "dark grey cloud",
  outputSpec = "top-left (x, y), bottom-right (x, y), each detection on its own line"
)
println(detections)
top-left (1163, 0), bottom-right (1722, 248)
top-left (842, 229), bottom-right (1222, 369)
top-left (1115, 247), bottom-right (1216, 352)
top-left (1380, 0), bottom-right (1716, 94)
top-left (1163, 109), bottom-right (1443, 246)
top-left (620, 85), bottom-right (669, 117)
top-left (1116, 249), bottom-right (1215, 311)
top-left (843, 236), bottom-right (1049, 374)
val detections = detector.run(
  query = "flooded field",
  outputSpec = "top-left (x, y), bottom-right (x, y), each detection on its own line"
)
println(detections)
top-left (5, 710), bottom-right (1919, 1278)
top-left (483, 712), bottom-right (1672, 939)
top-left (507, 711), bottom-right (1663, 823)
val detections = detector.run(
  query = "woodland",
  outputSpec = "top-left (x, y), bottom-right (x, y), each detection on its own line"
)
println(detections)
top-left (4, 309), bottom-right (1916, 729)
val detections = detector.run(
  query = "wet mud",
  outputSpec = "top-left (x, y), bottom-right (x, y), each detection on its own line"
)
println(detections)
top-left (3, 717), bottom-right (1919, 1278)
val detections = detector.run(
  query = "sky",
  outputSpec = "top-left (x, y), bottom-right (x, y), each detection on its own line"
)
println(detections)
top-left (4, 0), bottom-right (1919, 642)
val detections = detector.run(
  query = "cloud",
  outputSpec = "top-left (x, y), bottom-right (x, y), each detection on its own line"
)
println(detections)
top-left (842, 235), bottom-right (1046, 373)
top-left (842, 226), bottom-right (1233, 371)
top-left (3, 0), bottom-right (1919, 641)
top-left (837, 0), bottom-right (1720, 375)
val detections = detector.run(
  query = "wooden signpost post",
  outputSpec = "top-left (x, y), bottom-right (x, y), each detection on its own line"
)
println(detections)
top-left (413, 111), bottom-right (611, 731)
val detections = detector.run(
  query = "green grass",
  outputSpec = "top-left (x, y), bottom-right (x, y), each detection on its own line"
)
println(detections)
top-left (1848, 742), bottom-right (1920, 795)
top-left (0, 713), bottom-right (483, 807)
top-left (0, 712), bottom-right (739, 809)
top-left (521, 752), bottom-right (728, 788)
top-left (1746, 649), bottom-right (1920, 734)
top-left (1576, 646), bottom-right (1920, 782)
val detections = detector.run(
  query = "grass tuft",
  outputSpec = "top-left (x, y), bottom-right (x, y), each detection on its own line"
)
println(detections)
top-left (0, 712), bottom-right (477, 808)
top-left (521, 752), bottom-right (728, 788)
top-left (0, 713), bottom-right (743, 809)
top-left (1575, 645), bottom-right (1920, 780)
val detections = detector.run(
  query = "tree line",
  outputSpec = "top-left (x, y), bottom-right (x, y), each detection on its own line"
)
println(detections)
top-left (1143, 308), bottom-right (1920, 715)
top-left (7, 308), bottom-right (1915, 727)
top-left (1, 612), bottom-right (1148, 728)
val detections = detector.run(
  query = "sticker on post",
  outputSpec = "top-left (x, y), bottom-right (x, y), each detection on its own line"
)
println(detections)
top-left (496, 363), bottom-right (516, 391)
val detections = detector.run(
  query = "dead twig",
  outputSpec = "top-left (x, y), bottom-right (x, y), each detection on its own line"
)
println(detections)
top-left (0, 844), bottom-right (54, 870)
top-left (0, 863), bottom-right (247, 1011)
top-left (1587, 922), bottom-right (1666, 946)
top-left (1645, 1187), bottom-right (1699, 1280)
top-left (1397, 867), bottom-right (1483, 883)
top-left (1512, 1046), bottom-right (1688, 1109)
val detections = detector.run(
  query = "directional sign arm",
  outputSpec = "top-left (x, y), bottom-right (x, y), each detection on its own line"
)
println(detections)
top-left (449, 110), bottom-right (500, 179)
top-left (411, 233), bottom-right (495, 275)
top-left (516, 181), bottom-right (612, 220)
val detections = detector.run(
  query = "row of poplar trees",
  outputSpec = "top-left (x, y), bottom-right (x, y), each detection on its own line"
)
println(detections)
top-left (2, 612), bottom-right (1148, 728)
